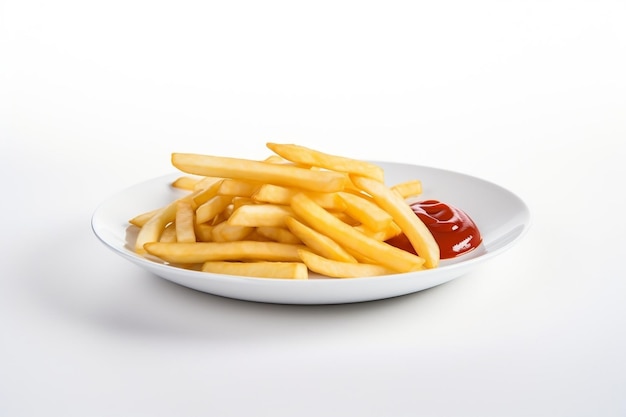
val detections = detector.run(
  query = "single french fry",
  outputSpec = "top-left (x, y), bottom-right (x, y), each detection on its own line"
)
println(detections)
top-left (202, 261), bottom-right (308, 279)
top-left (290, 193), bottom-right (425, 273)
top-left (391, 179), bottom-right (422, 198)
top-left (172, 153), bottom-right (348, 193)
top-left (252, 184), bottom-right (300, 205)
top-left (129, 208), bottom-right (160, 227)
top-left (256, 226), bottom-right (302, 244)
top-left (211, 222), bottom-right (254, 242)
top-left (285, 216), bottom-right (357, 263)
top-left (195, 195), bottom-right (232, 224)
top-left (354, 222), bottom-right (402, 241)
top-left (351, 175), bottom-right (439, 268)
top-left (298, 249), bottom-right (395, 278)
top-left (266, 142), bottom-right (384, 182)
top-left (227, 204), bottom-right (294, 228)
top-left (175, 200), bottom-right (196, 242)
top-left (218, 179), bottom-right (260, 197)
top-left (337, 191), bottom-right (394, 231)
top-left (172, 176), bottom-right (201, 190)
top-left (144, 241), bottom-right (306, 264)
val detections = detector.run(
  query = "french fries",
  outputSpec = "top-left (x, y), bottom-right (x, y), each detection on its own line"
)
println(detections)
top-left (202, 261), bottom-right (308, 279)
top-left (351, 176), bottom-right (440, 268)
top-left (289, 193), bottom-right (425, 273)
top-left (285, 217), bottom-right (357, 263)
top-left (130, 143), bottom-right (440, 279)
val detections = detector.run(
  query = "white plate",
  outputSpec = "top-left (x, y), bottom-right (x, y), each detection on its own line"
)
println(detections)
top-left (91, 162), bottom-right (530, 304)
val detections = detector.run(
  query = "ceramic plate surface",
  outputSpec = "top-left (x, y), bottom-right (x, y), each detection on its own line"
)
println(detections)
top-left (92, 162), bottom-right (530, 304)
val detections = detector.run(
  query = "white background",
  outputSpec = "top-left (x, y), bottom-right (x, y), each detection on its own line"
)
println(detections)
top-left (1, 1), bottom-right (625, 416)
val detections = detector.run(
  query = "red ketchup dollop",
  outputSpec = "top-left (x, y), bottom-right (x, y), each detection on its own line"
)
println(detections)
top-left (386, 200), bottom-right (482, 259)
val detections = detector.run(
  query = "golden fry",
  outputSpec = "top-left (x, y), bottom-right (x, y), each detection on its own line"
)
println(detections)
top-left (129, 208), bottom-right (160, 228)
top-left (144, 241), bottom-right (306, 264)
top-left (195, 195), bottom-right (232, 224)
top-left (175, 200), bottom-right (196, 243)
top-left (266, 142), bottom-right (384, 182)
top-left (172, 153), bottom-right (348, 193)
top-left (191, 179), bottom-right (223, 207)
top-left (227, 204), bottom-right (294, 228)
top-left (253, 184), bottom-right (345, 210)
top-left (202, 261), bottom-right (308, 279)
top-left (172, 176), bottom-right (201, 190)
top-left (391, 179), bottom-right (422, 198)
top-left (218, 179), bottom-right (260, 197)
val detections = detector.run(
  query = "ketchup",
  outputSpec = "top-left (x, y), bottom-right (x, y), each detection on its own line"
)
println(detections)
top-left (386, 200), bottom-right (482, 259)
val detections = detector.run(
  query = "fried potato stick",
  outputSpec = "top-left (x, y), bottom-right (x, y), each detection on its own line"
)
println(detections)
top-left (267, 142), bottom-right (384, 182)
top-left (202, 261), bottom-right (308, 279)
top-left (144, 241), bottom-right (306, 264)
top-left (172, 153), bottom-right (348, 193)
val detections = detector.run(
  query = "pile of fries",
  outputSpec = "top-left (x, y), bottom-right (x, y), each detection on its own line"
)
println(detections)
top-left (129, 143), bottom-right (440, 279)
